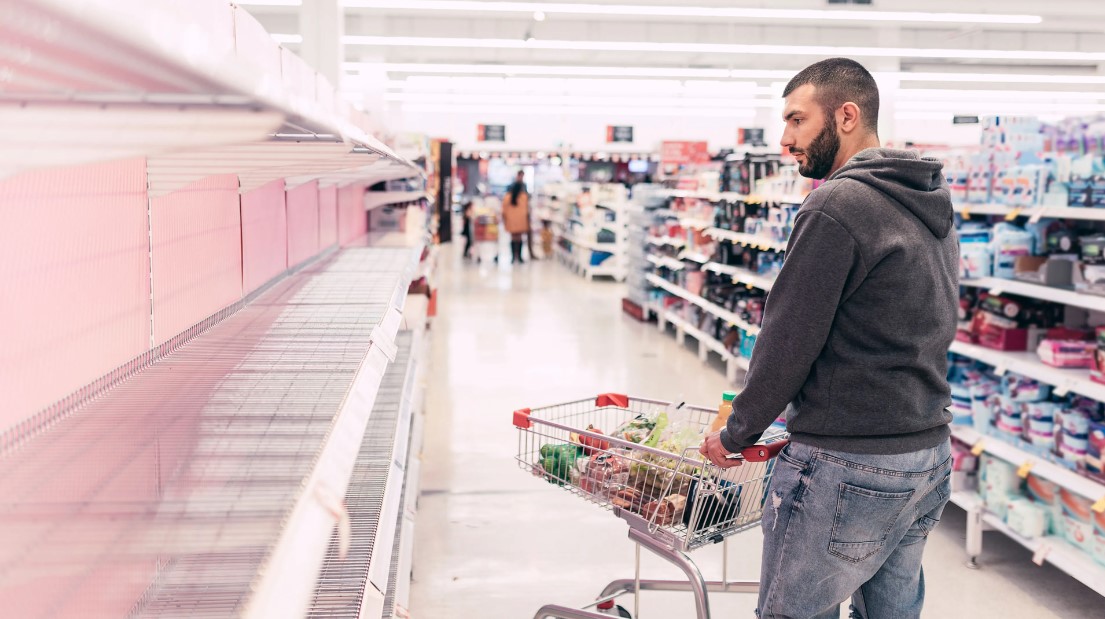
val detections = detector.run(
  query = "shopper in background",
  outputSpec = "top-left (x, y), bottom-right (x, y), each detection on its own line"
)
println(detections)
top-left (461, 200), bottom-right (474, 260)
top-left (700, 57), bottom-right (958, 619)
top-left (502, 170), bottom-right (530, 264)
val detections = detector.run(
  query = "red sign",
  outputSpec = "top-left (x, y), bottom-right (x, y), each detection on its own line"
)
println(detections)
top-left (661, 141), bottom-right (709, 165)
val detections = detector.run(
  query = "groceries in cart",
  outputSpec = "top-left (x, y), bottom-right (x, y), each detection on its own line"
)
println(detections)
top-left (529, 394), bottom-right (783, 536)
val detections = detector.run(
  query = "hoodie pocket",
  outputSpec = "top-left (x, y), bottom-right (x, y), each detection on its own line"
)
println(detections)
top-left (828, 483), bottom-right (914, 563)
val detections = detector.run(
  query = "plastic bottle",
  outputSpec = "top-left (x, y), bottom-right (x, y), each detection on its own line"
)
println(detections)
top-left (709, 391), bottom-right (737, 433)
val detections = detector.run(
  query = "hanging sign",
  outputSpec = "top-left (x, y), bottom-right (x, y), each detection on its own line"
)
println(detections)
top-left (478, 124), bottom-right (506, 142)
top-left (607, 125), bottom-right (634, 143)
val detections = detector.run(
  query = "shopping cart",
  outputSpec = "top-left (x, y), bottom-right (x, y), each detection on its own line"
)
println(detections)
top-left (512, 393), bottom-right (788, 619)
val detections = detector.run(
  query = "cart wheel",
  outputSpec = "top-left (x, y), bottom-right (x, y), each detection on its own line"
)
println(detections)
top-left (614, 605), bottom-right (632, 618)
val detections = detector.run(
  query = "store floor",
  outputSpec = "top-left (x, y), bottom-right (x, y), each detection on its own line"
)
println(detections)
top-left (410, 247), bottom-right (1102, 619)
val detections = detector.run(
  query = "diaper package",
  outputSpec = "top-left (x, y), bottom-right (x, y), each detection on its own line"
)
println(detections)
top-left (1024, 473), bottom-right (1063, 535)
top-left (1006, 497), bottom-right (1049, 539)
top-left (1060, 488), bottom-right (1096, 551)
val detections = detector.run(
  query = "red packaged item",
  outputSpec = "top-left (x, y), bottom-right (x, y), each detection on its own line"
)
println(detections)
top-left (1037, 339), bottom-right (1096, 368)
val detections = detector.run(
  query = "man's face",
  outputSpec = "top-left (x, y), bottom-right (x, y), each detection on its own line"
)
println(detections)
top-left (780, 84), bottom-right (841, 180)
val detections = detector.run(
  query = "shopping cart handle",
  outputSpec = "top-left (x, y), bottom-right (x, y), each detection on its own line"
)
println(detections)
top-left (740, 438), bottom-right (789, 463)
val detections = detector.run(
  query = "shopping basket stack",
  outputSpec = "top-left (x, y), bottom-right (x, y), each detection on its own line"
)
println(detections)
top-left (512, 393), bottom-right (788, 619)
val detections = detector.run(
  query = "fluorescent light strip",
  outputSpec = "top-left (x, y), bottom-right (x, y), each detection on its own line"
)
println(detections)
top-left (349, 63), bottom-right (791, 80)
top-left (339, 1), bottom-right (1041, 25)
top-left (396, 103), bottom-right (756, 118)
top-left (351, 63), bottom-right (1105, 86)
top-left (384, 92), bottom-right (779, 108)
top-left (341, 36), bottom-right (1105, 62)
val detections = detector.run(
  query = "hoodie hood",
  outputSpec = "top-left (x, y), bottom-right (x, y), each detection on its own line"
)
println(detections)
top-left (829, 147), bottom-right (953, 239)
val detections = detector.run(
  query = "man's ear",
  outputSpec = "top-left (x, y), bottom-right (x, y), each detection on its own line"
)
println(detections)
top-left (838, 102), bottom-right (861, 133)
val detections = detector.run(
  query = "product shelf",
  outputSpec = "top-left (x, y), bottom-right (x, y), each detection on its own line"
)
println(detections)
top-left (365, 191), bottom-right (430, 212)
top-left (949, 340), bottom-right (1105, 403)
top-left (662, 310), bottom-right (736, 361)
top-left (3, 0), bottom-right (417, 182)
top-left (646, 235), bottom-right (687, 249)
top-left (960, 277), bottom-right (1105, 314)
top-left (950, 426), bottom-right (1105, 504)
top-left (646, 254), bottom-right (686, 271)
top-left (646, 273), bottom-right (761, 336)
top-left (956, 203), bottom-right (1105, 222)
top-left (705, 228), bottom-right (789, 253)
top-left (679, 217), bottom-right (715, 230)
top-left (0, 241), bottom-right (425, 619)
top-left (702, 262), bottom-right (777, 292)
top-left (948, 491), bottom-right (1105, 596)
top-left (679, 250), bottom-right (713, 264)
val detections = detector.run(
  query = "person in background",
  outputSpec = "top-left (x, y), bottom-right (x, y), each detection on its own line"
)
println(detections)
top-left (461, 200), bottom-right (474, 260)
top-left (699, 58), bottom-right (958, 619)
top-left (502, 170), bottom-right (530, 264)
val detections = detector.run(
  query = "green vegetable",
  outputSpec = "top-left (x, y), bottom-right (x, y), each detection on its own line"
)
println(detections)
top-left (643, 412), bottom-right (669, 448)
top-left (540, 443), bottom-right (584, 486)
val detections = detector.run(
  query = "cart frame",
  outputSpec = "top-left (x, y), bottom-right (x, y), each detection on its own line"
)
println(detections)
top-left (513, 393), bottom-right (787, 619)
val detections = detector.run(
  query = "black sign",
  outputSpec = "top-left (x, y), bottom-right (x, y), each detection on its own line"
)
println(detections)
top-left (953, 116), bottom-right (980, 125)
top-left (739, 127), bottom-right (766, 146)
top-left (478, 124), bottom-right (506, 142)
top-left (607, 125), bottom-right (634, 143)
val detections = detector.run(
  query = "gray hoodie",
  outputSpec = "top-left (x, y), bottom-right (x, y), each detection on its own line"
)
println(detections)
top-left (720, 148), bottom-right (959, 455)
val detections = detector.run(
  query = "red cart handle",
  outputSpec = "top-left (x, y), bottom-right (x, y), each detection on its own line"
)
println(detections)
top-left (739, 437), bottom-right (789, 462)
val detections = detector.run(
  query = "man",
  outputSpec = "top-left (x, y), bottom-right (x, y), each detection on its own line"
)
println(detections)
top-left (700, 58), bottom-right (958, 619)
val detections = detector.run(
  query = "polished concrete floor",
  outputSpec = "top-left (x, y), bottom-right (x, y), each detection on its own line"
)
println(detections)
top-left (410, 246), bottom-right (1103, 618)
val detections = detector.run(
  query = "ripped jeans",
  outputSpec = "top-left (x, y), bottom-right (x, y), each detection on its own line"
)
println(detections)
top-left (756, 440), bottom-right (951, 619)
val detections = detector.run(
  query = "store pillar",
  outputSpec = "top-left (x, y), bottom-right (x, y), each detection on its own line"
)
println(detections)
top-left (300, 0), bottom-right (343, 86)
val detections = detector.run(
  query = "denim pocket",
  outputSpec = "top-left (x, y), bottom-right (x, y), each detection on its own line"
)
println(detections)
top-left (828, 483), bottom-right (914, 563)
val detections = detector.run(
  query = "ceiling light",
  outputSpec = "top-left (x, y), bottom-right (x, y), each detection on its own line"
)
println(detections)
top-left (396, 103), bottom-right (757, 119)
top-left (533, 10), bottom-right (546, 21)
top-left (340, 36), bottom-right (1105, 63)
top-left (348, 62), bottom-right (1105, 87)
top-left (341, 1), bottom-right (1041, 25)
top-left (237, 0), bottom-right (302, 5)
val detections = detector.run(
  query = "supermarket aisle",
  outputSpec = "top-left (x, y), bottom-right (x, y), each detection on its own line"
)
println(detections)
top-left (410, 248), bottom-right (1102, 618)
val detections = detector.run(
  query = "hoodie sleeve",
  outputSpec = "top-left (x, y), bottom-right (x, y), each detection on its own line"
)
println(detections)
top-left (720, 207), bottom-right (866, 452)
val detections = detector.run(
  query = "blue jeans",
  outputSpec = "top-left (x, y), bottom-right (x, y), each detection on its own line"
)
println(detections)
top-left (756, 440), bottom-right (952, 619)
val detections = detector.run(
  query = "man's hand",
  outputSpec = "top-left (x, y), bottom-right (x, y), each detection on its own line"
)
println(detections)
top-left (699, 431), bottom-right (743, 468)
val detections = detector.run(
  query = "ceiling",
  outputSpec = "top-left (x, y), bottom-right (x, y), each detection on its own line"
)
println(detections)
top-left (237, 0), bottom-right (1105, 143)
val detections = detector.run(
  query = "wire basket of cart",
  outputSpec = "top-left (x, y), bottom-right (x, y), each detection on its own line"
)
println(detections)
top-left (513, 392), bottom-right (789, 619)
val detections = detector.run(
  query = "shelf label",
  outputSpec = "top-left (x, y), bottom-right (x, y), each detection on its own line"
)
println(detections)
top-left (1054, 383), bottom-right (1071, 397)
top-left (1093, 497), bottom-right (1105, 514)
top-left (1029, 206), bottom-right (1050, 225)
top-left (971, 440), bottom-right (987, 457)
top-left (989, 287), bottom-right (1004, 297)
top-left (1004, 207), bottom-right (1025, 222)
top-left (994, 364), bottom-right (1008, 377)
top-left (1032, 543), bottom-right (1052, 566)
top-left (1017, 460), bottom-right (1035, 479)
top-left (961, 205), bottom-right (972, 220)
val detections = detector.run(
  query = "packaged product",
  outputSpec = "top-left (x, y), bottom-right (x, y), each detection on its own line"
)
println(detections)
top-left (1005, 497), bottom-right (1048, 539)
top-left (1093, 509), bottom-right (1105, 567)
top-left (1024, 474), bottom-right (1063, 535)
top-left (1085, 421), bottom-right (1105, 479)
top-left (642, 494), bottom-right (688, 526)
top-left (979, 455), bottom-right (1022, 501)
top-left (1060, 488), bottom-right (1096, 551)
top-left (582, 450), bottom-right (630, 496)
top-left (614, 414), bottom-right (658, 444)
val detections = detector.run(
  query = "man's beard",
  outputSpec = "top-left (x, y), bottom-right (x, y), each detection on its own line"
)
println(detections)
top-left (792, 116), bottom-right (840, 180)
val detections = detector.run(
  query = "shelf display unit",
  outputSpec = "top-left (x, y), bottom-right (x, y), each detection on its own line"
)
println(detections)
top-left (0, 2), bottom-right (435, 618)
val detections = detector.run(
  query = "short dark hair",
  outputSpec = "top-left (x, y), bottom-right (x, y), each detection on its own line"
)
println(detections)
top-left (783, 58), bottom-right (880, 133)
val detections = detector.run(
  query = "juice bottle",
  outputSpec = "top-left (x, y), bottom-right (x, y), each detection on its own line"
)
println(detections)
top-left (709, 391), bottom-right (737, 433)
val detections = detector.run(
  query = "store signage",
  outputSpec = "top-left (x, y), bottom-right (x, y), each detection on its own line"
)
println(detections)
top-left (953, 115), bottom-right (981, 125)
top-left (478, 124), bottom-right (506, 142)
top-left (661, 141), bottom-right (709, 165)
top-left (607, 125), bottom-right (634, 143)
top-left (738, 128), bottom-right (766, 146)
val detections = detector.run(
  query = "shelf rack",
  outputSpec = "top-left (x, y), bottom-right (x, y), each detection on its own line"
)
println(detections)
top-left (949, 340), bottom-right (1105, 403)
top-left (956, 203), bottom-right (1105, 222)
top-left (960, 277), bottom-right (1105, 315)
